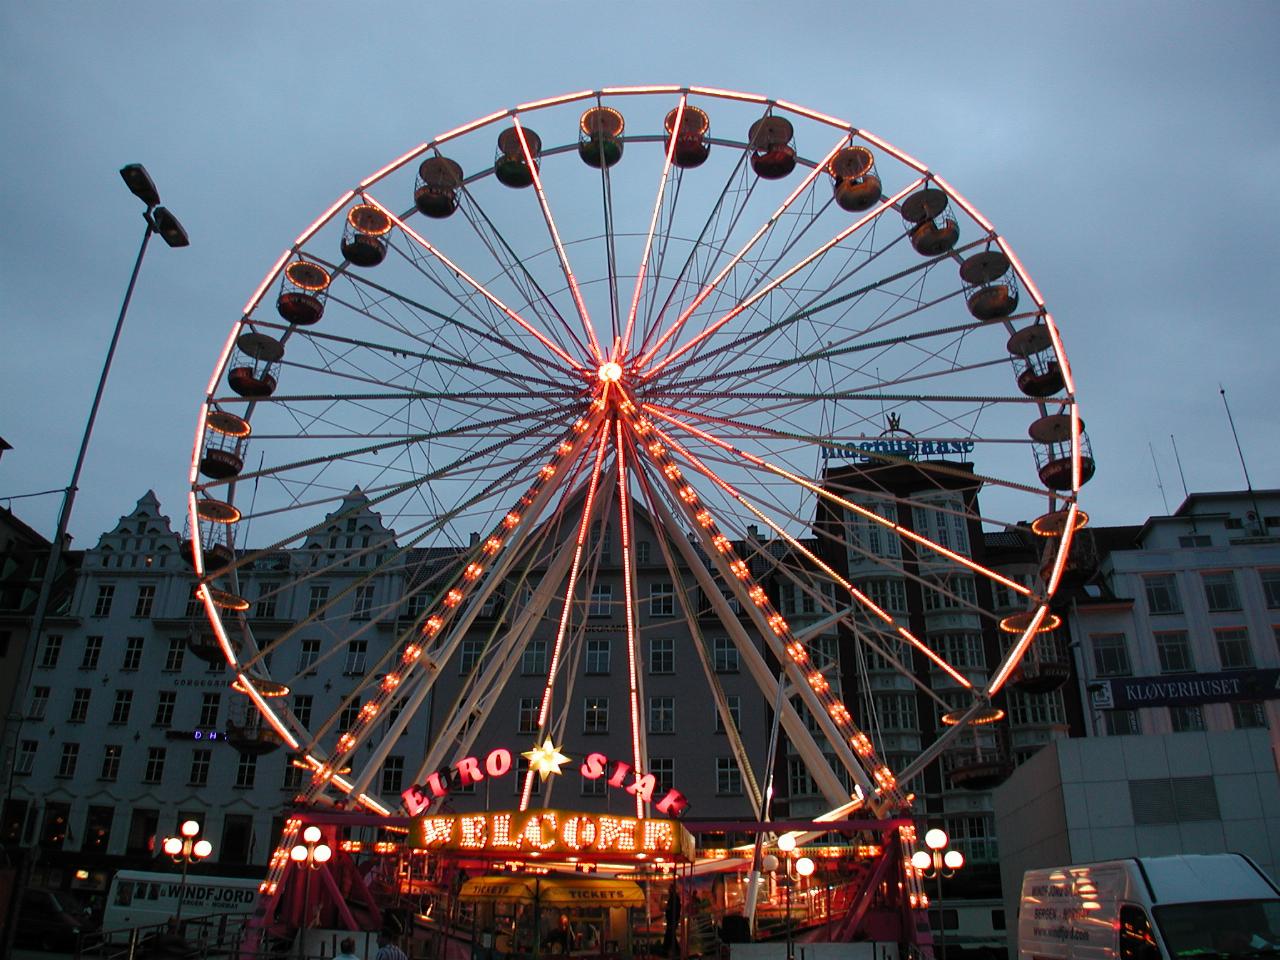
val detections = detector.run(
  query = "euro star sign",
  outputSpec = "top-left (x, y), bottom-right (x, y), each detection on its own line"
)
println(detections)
top-left (523, 738), bottom-right (571, 780)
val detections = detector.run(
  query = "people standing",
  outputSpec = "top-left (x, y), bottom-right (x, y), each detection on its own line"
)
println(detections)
top-left (336, 936), bottom-right (362, 960)
top-left (375, 932), bottom-right (408, 960)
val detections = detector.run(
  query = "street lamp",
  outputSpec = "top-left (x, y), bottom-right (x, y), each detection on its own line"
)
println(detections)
top-left (911, 828), bottom-right (965, 960)
top-left (163, 819), bottom-right (213, 923)
top-left (3, 164), bottom-right (189, 812)
top-left (764, 835), bottom-right (815, 960)
top-left (290, 825), bottom-right (332, 960)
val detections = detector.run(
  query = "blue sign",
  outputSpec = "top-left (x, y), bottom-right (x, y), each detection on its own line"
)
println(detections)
top-left (1097, 669), bottom-right (1280, 709)
top-left (821, 438), bottom-right (975, 463)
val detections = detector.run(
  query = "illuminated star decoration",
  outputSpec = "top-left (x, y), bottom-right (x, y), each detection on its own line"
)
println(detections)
top-left (522, 738), bottom-right (571, 780)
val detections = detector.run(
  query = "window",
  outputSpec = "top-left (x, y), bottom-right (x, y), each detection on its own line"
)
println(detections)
top-left (84, 806), bottom-right (114, 852)
top-left (199, 693), bottom-right (221, 727)
top-left (1262, 571), bottom-right (1280, 610)
top-left (713, 636), bottom-right (739, 673)
top-left (875, 693), bottom-right (918, 731)
top-left (584, 697), bottom-right (609, 734)
top-left (29, 686), bottom-right (49, 720)
top-left (81, 636), bottom-right (103, 669)
top-left (38, 635), bottom-right (62, 668)
top-left (1104, 709), bottom-right (1141, 736)
top-left (514, 758), bottom-right (539, 796)
top-left (1216, 627), bottom-right (1254, 669)
top-left (1144, 575), bottom-right (1181, 614)
top-left (636, 541), bottom-right (650, 565)
top-left (235, 752), bottom-right (257, 788)
top-left (946, 814), bottom-right (998, 863)
top-left (111, 690), bottom-right (133, 725)
top-left (648, 696), bottom-right (675, 734)
top-left (283, 755), bottom-right (304, 792)
top-left (589, 584), bottom-right (612, 618)
top-left (154, 691), bottom-right (176, 727)
top-left (298, 638), bottom-right (320, 673)
top-left (518, 697), bottom-right (539, 735)
top-left (345, 640), bottom-right (368, 675)
top-left (57, 743), bottom-right (79, 778)
top-left (458, 639), bottom-right (483, 675)
top-left (862, 578), bottom-right (908, 614)
top-left (100, 745), bottom-right (122, 781)
top-left (1169, 705), bottom-right (1205, 732)
top-left (649, 757), bottom-right (674, 794)
top-left (189, 749), bottom-right (211, 786)
top-left (788, 757), bottom-right (817, 798)
top-left (122, 636), bottom-right (145, 671)
top-left (1202, 572), bottom-right (1240, 612)
top-left (308, 584), bottom-right (329, 618)
top-left (69, 688), bottom-right (91, 723)
top-left (649, 637), bottom-right (674, 674)
top-left (935, 632), bottom-right (985, 669)
top-left (1231, 702), bottom-right (1268, 729)
top-left (134, 584), bottom-right (156, 618)
top-left (522, 639), bottom-right (547, 675)
top-left (650, 582), bottom-right (675, 617)
top-left (143, 747), bottom-right (166, 784)
top-left (352, 584), bottom-right (375, 620)
top-left (714, 696), bottom-right (742, 734)
top-left (1154, 631), bottom-right (1194, 673)
top-left (94, 585), bottom-right (115, 617)
top-left (382, 756), bottom-right (404, 795)
top-left (581, 766), bottom-right (606, 796)
top-left (164, 638), bottom-right (185, 672)
top-left (1007, 690), bottom-right (1067, 726)
top-left (716, 758), bottom-right (742, 795)
top-left (1179, 534), bottom-right (1211, 548)
top-left (293, 695), bottom-right (312, 729)
top-left (254, 585), bottom-right (277, 620)
top-left (15, 741), bottom-right (37, 775)
top-left (586, 638), bottom-right (611, 674)
top-left (1091, 634), bottom-right (1132, 677)
top-left (339, 700), bottom-right (361, 729)
top-left (185, 589), bottom-right (202, 618)
top-left (923, 575), bottom-right (977, 611)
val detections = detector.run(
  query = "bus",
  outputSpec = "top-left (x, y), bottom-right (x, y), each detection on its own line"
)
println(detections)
top-left (103, 870), bottom-right (260, 934)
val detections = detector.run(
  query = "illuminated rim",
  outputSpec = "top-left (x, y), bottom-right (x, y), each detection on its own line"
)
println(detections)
top-left (188, 85), bottom-right (1084, 885)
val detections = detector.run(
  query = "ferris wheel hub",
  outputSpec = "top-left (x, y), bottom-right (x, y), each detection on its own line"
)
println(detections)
top-left (597, 361), bottom-right (624, 383)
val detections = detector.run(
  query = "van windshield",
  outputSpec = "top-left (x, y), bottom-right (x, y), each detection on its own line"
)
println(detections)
top-left (1154, 899), bottom-right (1280, 958)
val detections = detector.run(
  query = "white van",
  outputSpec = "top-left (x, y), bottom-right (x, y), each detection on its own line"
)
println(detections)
top-left (103, 870), bottom-right (260, 933)
top-left (1018, 854), bottom-right (1280, 960)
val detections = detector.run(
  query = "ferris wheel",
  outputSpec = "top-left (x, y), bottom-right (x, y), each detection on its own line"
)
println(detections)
top-left (188, 85), bottom-right (1089, 871)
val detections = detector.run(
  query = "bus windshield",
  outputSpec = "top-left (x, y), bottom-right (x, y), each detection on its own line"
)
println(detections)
top-left (1154, 900), bottom-right (1280, 958)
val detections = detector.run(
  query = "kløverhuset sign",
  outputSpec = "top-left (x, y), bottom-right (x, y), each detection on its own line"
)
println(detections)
top-left (1094, 668), bottom-right (1280, 710)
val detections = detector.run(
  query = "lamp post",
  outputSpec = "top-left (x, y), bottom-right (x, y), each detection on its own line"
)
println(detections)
top-left (163, 819), bottom-right (213, 923)
top-left (3, 164), bottom-right (189, 812)
top-left (290, 825), bottom-right (332, 960)
top-left (764, 835), bottom-right (815, 960)
top-left (911, 828), bottom-right (965, 960)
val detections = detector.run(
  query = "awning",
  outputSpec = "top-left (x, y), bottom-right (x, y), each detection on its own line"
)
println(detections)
top-left (540, 878), bottom-right (645, 908)
top-left (456, 876), bottom-right (645, 907)
top-left (458, 877), bottom-right (538, 902)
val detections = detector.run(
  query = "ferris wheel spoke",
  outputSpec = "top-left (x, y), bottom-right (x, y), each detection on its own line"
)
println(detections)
top-left (363, 193), bottom-right (589, 374)
top-left (510, 115), bottom-right (604, 363)
top-left (637, 134), bottom-right (848, 371)
top-left (641, 177), bottom-right (926, 382)
top-left (456, 191), bottom-right (595, 365)
top-left (613, 420), bottom-right (647, 818)
top-left (620, 93), bottom-right (688, 357)
top-left (307, 255), bottom-right (582, 383)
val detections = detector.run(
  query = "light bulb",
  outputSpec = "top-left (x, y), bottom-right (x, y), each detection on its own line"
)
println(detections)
top-left (302, 825), bottom-right (323, 844)
top-left (163, 837), bottom-right (184, 856)
top-left (924, 828), bottom-right (948, 850)
top-left (943, 850), bottom-right (965, 871)
top-left (911, 850), bottom-right (932, 871)
top-left (795, 857), bottom-right (815, 877)
top-left (777, 834), bottom-right (797, 853)
top-left (193, 839), bottom-right (213, 859)
top-left (762, 854), bottom-right (779, 873)
top-left (181, 819), bottom-right (201, 838)
top-left (313, 844), bottom-right (332, 864)
top-left (291, 845), bottom-right (308, 862)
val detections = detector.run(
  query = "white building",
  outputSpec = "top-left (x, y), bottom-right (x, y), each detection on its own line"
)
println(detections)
top-left (1069, 490), bottom-right (1280, 752)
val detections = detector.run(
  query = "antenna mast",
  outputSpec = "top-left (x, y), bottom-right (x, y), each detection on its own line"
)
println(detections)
top-left (1149, 442), bottom-right (1171, 514)
top-left (1219, 385), bottom-right (1264, 533)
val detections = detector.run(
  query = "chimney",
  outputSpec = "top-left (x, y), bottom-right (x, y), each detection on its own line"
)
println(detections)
top-left (469, 532), bottom-right (480, 546)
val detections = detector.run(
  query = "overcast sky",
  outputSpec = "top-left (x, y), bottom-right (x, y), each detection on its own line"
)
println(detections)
top-left (2, 1), bottom-right (1278, 547)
